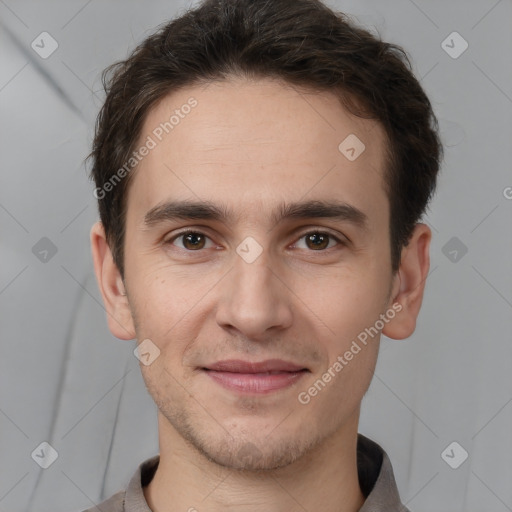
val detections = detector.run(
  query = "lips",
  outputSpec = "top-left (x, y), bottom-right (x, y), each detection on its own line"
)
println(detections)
top-left (202, 359), bottom-right (309, 394)
top-left (204, 359), bottom-right (307, 373)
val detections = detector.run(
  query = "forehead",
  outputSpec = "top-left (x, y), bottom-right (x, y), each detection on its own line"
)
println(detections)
top-left (126, 77), bottom-right (389, 231)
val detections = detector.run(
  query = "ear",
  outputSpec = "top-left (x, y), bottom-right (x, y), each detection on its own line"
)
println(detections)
top-left (90, 221), bottom-right (136, 340)
top-left (382, 223), bottom-right (431, 340)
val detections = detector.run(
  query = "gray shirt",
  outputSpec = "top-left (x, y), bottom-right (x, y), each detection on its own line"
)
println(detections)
top-left (82, 434), bottom-right (410, 512)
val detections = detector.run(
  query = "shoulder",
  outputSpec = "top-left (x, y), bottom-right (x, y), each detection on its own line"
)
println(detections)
top-left (81, 489), bottom-right (125, 512)
top-left (357, 433), bottom-right (412, 511)
top-left (79, 454), bottom-right (159, 512)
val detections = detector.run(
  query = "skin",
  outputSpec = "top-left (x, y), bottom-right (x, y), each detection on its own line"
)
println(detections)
top-left (91, 77), bottom-right (431, 512)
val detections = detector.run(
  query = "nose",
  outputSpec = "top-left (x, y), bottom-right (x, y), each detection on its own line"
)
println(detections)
top-left (215, 248), bottom-right (293, 340)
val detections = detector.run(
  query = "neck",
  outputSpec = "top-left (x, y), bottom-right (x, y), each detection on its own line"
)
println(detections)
top-left (143, 412), bottom-right (366, 512)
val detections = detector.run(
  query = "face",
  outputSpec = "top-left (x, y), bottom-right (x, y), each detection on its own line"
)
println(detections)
top-left (120, 78), bottom-right (399, 470)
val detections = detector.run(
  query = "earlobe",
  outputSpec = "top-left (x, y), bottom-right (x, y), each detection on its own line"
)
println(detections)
top-left (382, 223), bottom-right (431, 340)
top-left (90, 221), bottom-right (136, 340)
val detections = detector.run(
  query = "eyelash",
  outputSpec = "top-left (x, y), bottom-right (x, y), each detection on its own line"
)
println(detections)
top-left (164, 229), bottom-right (346, 253)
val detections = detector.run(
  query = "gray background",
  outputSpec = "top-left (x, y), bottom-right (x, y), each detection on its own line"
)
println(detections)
top-left (1, 0), bottom-right (511, 511)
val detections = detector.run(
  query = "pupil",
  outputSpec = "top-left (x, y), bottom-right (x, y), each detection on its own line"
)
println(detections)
top-left (308, 233), bottom-right (328, 250)
top-left (185, 233), bottom-right (204, 249)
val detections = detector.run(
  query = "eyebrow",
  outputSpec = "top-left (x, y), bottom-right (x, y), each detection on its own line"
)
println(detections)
top-left (143, 199), bottom-right (370, 232)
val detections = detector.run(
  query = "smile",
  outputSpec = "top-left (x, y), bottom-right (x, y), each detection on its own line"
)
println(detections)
top-left (201, 359), bottom-right (310, 394)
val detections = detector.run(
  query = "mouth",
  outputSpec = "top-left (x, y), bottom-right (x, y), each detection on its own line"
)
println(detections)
top-left (201, 359), bottom-right (310, 394)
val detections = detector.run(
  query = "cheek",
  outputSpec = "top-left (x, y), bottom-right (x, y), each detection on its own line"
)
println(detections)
top-left (128, 265), bottom-right (204, 351)
top-left (299, 278), bottom-right (384, 409)
top-left (303, 266), bottom-right (389, 344)
top-left (296, 335), bottom-right (379, 432)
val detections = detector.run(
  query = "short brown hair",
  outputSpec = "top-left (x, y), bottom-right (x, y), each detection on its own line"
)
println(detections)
top-left (88, 0), bottom-right (442, 279)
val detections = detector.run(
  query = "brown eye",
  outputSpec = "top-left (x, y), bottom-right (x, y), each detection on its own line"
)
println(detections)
top-left (305, 232), bottom-right (330, 250)
top-left (295, 231), bottom-right (343, 251)
top-left (182, 232), bottom-right (205, 250)
top-left (167, 230), bottom-right (213, 251)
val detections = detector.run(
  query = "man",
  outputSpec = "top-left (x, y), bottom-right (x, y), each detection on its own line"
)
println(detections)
top-left (87, 0), bottom-right (442, 510)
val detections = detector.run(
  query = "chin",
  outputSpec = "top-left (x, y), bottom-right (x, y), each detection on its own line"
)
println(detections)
top-left (175, 415), bottom-right (322, 472)
top-left (200, 437), bottom-right (314, 471)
